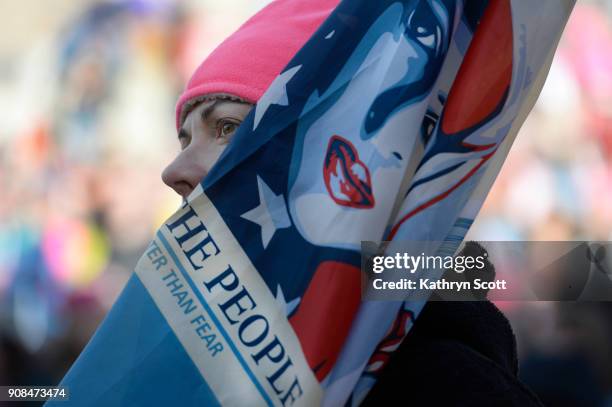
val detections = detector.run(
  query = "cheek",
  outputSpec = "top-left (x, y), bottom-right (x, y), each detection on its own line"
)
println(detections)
top-left (185, 136), bottom-right (229, 174)
top-left (199, 139), bottom-right (227, 168)
top-left (163, 141), bottom-right (219, 179)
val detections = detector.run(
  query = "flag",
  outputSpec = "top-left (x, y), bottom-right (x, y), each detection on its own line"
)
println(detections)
top-left (50, 0), bottom-right (575, 406)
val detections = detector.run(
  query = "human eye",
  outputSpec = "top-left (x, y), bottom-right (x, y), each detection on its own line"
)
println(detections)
top-left (178, 129), bottom-right (191, 150)
top-left (215, 119), bottom-right (241, 143)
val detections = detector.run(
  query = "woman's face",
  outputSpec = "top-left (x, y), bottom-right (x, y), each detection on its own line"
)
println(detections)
top-left (162, 99), bottom-right (253, 198)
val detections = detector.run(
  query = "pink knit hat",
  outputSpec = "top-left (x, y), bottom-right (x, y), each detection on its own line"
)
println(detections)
top-left (175, 0), bottom-right (340, 129)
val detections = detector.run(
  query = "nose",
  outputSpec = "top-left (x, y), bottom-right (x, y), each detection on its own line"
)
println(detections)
top-left (161, 148), bottom-right (209, 198)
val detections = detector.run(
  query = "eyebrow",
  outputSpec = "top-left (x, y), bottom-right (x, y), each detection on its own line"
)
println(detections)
top-left (200, 99), bottom-right (220, 122)
top-left (201, 98), bottom-right (247, 122)
top-left (177, 100), bottom-right (219, 140)
top-left (179, 99), bottom-right (248, 139)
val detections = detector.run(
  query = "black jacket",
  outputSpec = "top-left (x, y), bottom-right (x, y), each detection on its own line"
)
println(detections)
top-left (363, 301), bottom-right (543, 406)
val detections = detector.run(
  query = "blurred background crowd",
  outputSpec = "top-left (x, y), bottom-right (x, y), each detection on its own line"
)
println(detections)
top-left (0, 0), bottom-right (610, 405)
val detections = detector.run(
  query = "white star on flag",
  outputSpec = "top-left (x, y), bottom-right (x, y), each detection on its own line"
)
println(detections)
top-left (253, 64), bottom-right (302, 130)
top-left (275, 284), bottom-right (300, 317)
top-left (241, 175), bottom-right (291, 249)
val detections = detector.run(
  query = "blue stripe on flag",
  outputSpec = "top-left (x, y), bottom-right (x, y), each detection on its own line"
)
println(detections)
top-left (48, 274), bottom-right (222, 407)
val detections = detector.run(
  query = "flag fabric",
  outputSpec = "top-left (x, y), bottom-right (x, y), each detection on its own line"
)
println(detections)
top-left (50, 0), bottom-right (575, 406)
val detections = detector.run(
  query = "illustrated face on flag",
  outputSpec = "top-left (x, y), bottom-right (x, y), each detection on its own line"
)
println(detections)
top-left (385, 0), bottom-right (514, 240)
top-left (198, 1), bottom-right (461, 385)
top-left (289, 0), bottom-right (456, 250)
